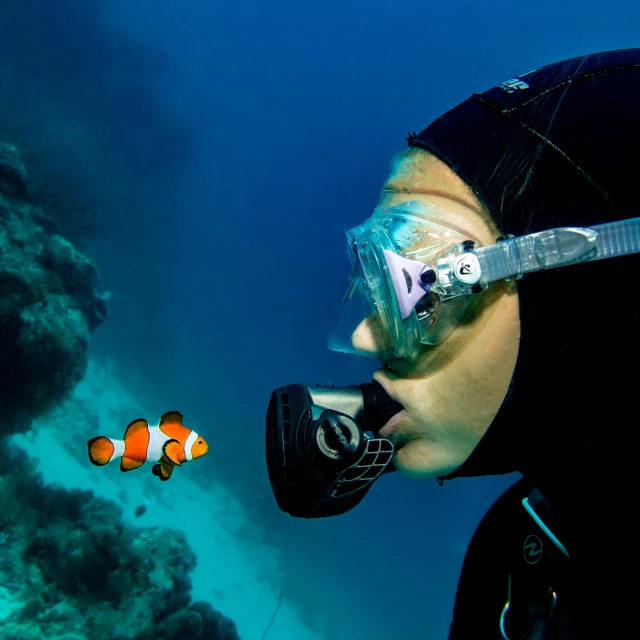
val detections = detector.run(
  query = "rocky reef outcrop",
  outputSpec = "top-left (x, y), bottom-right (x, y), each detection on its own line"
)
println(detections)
top-left (0, 140), bottom-right (108, 438)
top-left (0, 456), bottom-right (241, 639)
top-left (0, 131), bottom-right (241, 640)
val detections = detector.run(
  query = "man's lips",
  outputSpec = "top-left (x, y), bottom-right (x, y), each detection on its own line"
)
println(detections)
top-left (372, 370), bottom-right (407, 439)
top-left (378, 410), bottom-right (406, 438)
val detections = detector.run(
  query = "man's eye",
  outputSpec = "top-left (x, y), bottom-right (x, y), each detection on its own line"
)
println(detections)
top-left (415, 293), bottom-right (436, 318)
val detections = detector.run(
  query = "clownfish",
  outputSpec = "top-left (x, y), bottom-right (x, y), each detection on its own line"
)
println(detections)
top-left (87, 411), bottom-right (208, 481)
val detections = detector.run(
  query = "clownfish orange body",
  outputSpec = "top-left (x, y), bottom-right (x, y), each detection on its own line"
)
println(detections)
top-left (87, 411), bottom-right (208, 481)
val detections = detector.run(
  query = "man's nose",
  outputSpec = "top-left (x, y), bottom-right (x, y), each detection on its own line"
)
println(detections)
top-left (351, 314), bottom-right (394, 360)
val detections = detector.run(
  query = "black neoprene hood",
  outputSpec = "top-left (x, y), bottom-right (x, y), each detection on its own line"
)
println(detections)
top-left (407, 49), bottom-right (640, 481)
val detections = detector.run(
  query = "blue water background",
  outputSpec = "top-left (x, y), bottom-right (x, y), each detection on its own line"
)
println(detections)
top-left (18, 1), bottom-right (638, 638)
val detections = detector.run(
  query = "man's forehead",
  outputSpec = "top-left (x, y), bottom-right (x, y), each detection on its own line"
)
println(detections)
top-left (379, 151), bottom-right (497, 235)
top-left (385, 151), bottom-right (477, 203)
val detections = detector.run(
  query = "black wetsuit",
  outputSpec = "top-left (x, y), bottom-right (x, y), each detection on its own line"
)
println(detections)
top-left (409, 49), bottom-right (640, 639)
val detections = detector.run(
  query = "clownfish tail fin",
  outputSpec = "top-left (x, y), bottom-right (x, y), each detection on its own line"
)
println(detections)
top-left (88, 436), bottom-right (121, 466)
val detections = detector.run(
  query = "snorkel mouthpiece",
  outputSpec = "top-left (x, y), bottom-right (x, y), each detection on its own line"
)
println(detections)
top-left (266, 381), bottom-right (402, 518)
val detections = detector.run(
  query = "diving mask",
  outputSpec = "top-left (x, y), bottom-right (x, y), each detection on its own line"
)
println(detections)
top-left (329, 201), bottom-right (640, 360)
top-left (329, 201), bottom-right (483, 359)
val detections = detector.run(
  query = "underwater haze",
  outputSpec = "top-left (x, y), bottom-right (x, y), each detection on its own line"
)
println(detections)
top-left (1, 1), bottom-right (638, 639)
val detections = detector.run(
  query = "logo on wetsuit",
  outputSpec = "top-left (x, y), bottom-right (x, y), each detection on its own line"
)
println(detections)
top-left (523, 534), bottom-right (543, 564)
top-left (499, 78), bottom-right (530, 93)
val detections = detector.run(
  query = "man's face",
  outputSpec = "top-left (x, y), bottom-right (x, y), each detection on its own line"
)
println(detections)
top-left (355, 150), bottom-right (521, 478)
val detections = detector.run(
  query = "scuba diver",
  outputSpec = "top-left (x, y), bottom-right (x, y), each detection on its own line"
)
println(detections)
top-left (265, 48), bottom-right (640, 639)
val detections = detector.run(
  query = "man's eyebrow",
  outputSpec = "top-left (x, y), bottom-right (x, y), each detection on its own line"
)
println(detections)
top-left (378, 184), bottom-right (498, 231)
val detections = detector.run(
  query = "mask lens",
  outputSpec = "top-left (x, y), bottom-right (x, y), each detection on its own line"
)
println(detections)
top-left (328, 270), bottom-right (396, 358)
top-left (328, 203), bottom-right (477, 359)
top-left (328, 237), bottom-right (419, 359)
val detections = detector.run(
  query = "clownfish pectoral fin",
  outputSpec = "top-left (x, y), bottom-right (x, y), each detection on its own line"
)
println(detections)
top-left (162, 439), bottom-right (183, 466)
top-left (88, 436), bottom-right (114, 466)
top-left (152, 457), bottom-right (174, 481)
top-left (120, 456), bottom-right (144, 472)
top-left (159, 411), bottom-right (183, 425)
top-left (123, 418), bottom-right (148, 440)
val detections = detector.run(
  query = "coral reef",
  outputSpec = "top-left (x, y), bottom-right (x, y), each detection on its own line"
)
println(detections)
top-left (0, 455), bottom-right (241, 640)
top-left (0, 140), bottom-right (108, 438)
top-left (0, 115), bottom-right (241, 640)
top-left (0, 4), bottom-right (242, 638)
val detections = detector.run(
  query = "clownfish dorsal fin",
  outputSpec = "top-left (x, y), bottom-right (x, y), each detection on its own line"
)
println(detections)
top-left (160, 411), bottom-right (183, 425)
top-left (163, 439), bottom-right (183, 466)
top-left (123, 418), bottom-right (148, 441)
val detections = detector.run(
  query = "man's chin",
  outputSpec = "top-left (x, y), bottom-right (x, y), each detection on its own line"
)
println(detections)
top-left (393, 440), bottom-right (461, 479)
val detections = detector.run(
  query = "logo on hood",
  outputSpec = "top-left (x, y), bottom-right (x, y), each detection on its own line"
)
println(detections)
top-left (499, 78), bottom-right (530, 93)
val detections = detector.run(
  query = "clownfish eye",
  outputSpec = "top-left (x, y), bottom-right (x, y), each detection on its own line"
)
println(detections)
top-left (198, 440), bottom-right (202, 444)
